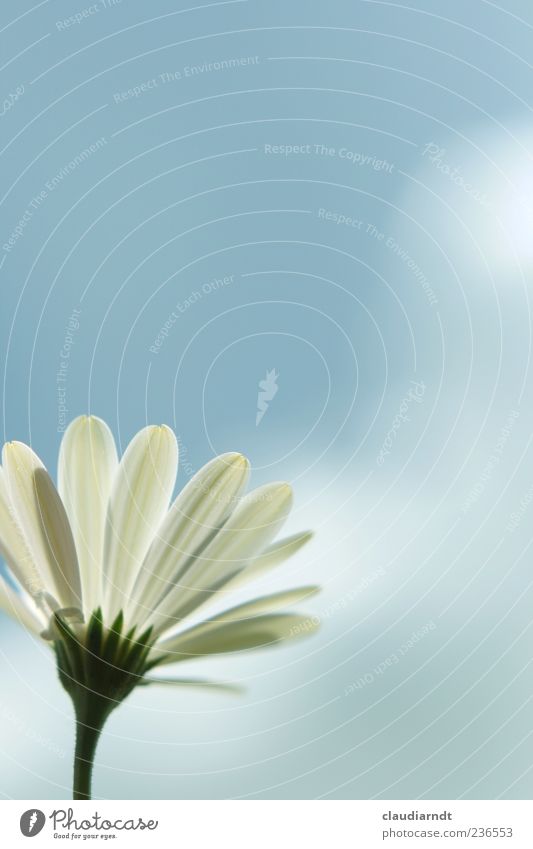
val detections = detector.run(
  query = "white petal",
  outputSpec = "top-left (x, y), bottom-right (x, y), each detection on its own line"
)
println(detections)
top-left (156, 585), bottom-right (320, 641)
top-left (127, 452), bottom-right (249, 624)
top-left (103, 425), bottom-right (178, 621)
top-left (143, 676), bottom-right (243, 694)
top-left (152, 609), bottom-right (320, 665)
top-left (59, 416), bottom-right (118, 618)
top-left (0, 467), bottom-right (48, 600)
top-left (2, 443), bottom-right (82, 611)
top-left (0, 573), bottom-right (47, 635)
top-left (146, 482), bottom-right (293, 633)
top-left (228, 531), bottom-right (314, 591)
top-left (197, 482), bottom-right (293, 564)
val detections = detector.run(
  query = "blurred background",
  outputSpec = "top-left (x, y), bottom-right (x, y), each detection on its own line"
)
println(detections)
top-left (1, 0), bottom-right (533, 799)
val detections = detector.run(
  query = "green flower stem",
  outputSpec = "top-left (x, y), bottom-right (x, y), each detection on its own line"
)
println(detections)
top-left (72, 697), bottom-right (112, 800)
top-left (73, 719), bottom-right (102, 800)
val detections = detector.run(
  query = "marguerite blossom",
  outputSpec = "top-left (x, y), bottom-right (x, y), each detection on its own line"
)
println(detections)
top-left (0, 416), bottom-right (319, 799)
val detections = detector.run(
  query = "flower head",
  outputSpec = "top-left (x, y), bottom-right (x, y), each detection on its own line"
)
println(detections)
top-left (0, 416), bottom-right (319, 797)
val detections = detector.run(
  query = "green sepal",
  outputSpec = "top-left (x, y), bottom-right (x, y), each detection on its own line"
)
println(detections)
top-left (102, 610), bottom-right (124, 664)
top-left (122, 625), bottom-right (154, 671)
top-left (85, 608), bottom-right (104, 659)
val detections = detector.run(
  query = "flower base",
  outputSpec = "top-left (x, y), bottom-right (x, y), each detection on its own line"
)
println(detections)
top-left (53, 610), bottom-right (157, 799)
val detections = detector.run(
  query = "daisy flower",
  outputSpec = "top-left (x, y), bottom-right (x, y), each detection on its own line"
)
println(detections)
top-left (0, 416), bottom-right (319, 799)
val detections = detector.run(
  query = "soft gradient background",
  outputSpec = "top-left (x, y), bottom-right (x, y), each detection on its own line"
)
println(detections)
top-left (1, 0), bottom-right (533, 799)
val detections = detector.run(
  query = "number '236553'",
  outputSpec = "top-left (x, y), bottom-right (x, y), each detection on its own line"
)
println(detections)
top-left (470, 827), bottom-right (513, 837)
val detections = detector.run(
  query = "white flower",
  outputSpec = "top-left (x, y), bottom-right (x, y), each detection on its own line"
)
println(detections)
top-left (0, 416), bottom-right (319, 686)
top-left (0, 416), bottom-right (319, 798)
